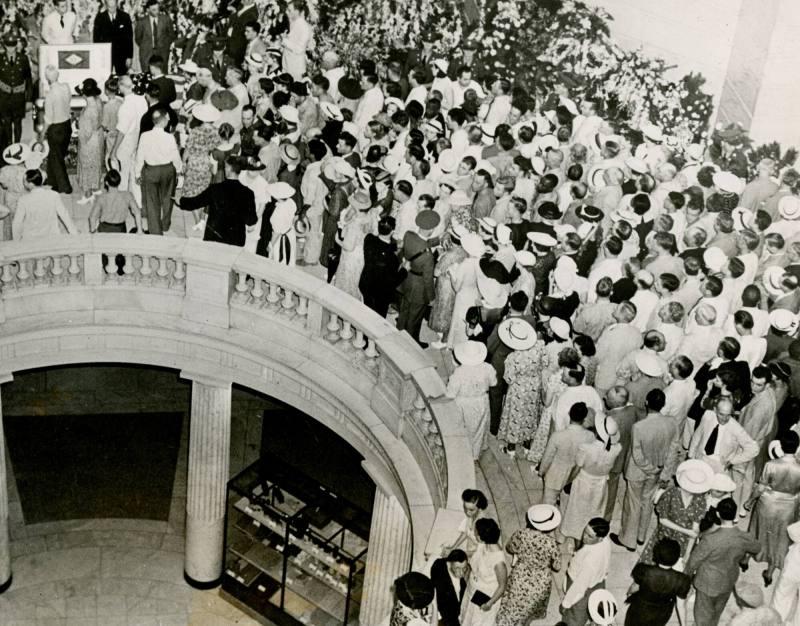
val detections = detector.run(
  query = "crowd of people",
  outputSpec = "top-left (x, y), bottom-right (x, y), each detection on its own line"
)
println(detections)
top-left (3, 1), bottom-right (800, 625)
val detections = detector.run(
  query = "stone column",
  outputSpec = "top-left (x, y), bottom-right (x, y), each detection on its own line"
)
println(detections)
top-left (0, 375), bottom-right (11, 593)
top-left (182, 372), bottom-right (232, 588)
top-left (359, 489), bottom-right (412, 625)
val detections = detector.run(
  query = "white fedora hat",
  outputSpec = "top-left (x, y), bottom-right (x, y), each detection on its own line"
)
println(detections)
top-left (779, 195), bottom-right (800, 220)
top-left (676, 459), bottom-right (714, 494)
top-left (526, 504), bottom-right (561, 532)
top-left (731, 207), bottom-right (754, 231)
top-left (595, 413), bottom-right (620, 445)
top-left (460, 233), bottom-right (485, 258)
top-left (710, 472), bottom-right (736, 493)
top-left (768, 439), bottom-right (785, 460)
top-left (763, 266), bottom-right (788, 299)
top-left (498, 318), bottom-right (537, 351)
top-left (453, 341), bottom-right (487, 366)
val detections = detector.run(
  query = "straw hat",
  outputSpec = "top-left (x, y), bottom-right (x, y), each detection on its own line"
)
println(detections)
top-left (641, 122), bottom-right (664, 142)
top-left (709, 472), bottom-right (736, 493)
top-left (595, 413), bottom-right (620, 445)
top-left (713, 171), bottom-right (745, 195)
top-left (498, 318), bottom-right (537, 351)
top-left (526, 504), bottom-right (561, 532)
top-left (731, 207), bottom-right (754, 231)
top-left (270, 199), bottom-right (296, 235)
top-left (703, 247), bottom-right (728, 273)
top-left (267, 182), bottom-right (295, 200)
top-left (192, 103), bottom-right (220, 124)
top-left (635, 351), bottom-right (665, 377)
top-left (453, 341), bottom-right (487, 366)
top-left (460, 233), bottom-right (485, 258)
top-left (676, 459), bottom-right (714, 494)
top-left (769, 308), bottom-right (800, 334)
top-left (768, 440), bottom-right (785, 460)
top-left (319, 101), bottom-right (343, 121)
top-left (779, 195), bottom-right (800, 221)
top-left (763, 266), bottom-right (788, 299)
top-left (2, 143), bottom-right (29, 166)
top-left (549, 317), bottom-right (571, 340)
top-left (588, 589), bottom-right (618, 626)
top-left (437, 148), bottom-right (458, 174)
top-left (733, 581), bottom-right (764, 609)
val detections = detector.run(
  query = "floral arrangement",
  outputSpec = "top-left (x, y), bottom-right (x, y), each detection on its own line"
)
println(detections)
top-left (316, 0), bottom-right (463, 72)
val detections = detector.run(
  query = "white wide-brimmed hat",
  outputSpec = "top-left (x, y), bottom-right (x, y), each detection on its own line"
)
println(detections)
top-left (641, 122), bottom-right (664, 142)
top-left (768, 439), bottom-right (785, 460)
top-left (549, 317), bottom-right (571, 340)
top-left (2, 142), bottom-right (29, 166)
top-left (267, 182), bottom-right (295, 200)
top-left (769, 308), bottom-right (800, 334)
top-left (676, 459), bottom-right (714, 494)
top-left (192, 103), bottom-right (220, 123)
top-left (595, 413), bottom-right (620, 445)
top-left (703, 247), bottom-right (727, 273)
top-left (635, 351), bottom-right (664, 377)
top-left (713, 171), bottom-right (745, 195)
top-left (710, 472), bottom-right (736, 492)
top-left (588, 589), bottom-right (618, 626)
top-left (460, 233), bottom-right (485, 258)
top-left (498, 318), bottom-right (537, 351)
top-left (453, 341), bottom-right (488, 366)
top-left (625, 156), bottom-right (648, 175)
top-left (526, 504), bottom-right (561, 532)
top-left (779, 195), bottom-right (800, 220)
top-left (763, 266), bottom-right (788, 299)
top-left (731, 207), bottom-right (754, 231)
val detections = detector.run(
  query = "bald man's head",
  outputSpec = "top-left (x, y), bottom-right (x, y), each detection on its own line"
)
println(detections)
top-left (605, 386), bottom-right (629, 409)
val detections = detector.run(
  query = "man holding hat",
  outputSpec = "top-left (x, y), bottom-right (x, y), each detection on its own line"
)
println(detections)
top-left (396, 210), bottom-right (440, 344)
top-left (93, 0), bottom-right (134, 77)
top-left (0, 33), bottom-right (31, 155)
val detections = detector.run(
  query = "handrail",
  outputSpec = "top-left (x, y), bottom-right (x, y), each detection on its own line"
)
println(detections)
top-left (0, 235), bottom-right (474, 515)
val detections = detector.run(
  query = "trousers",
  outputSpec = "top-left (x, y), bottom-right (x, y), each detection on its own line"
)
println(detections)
top-left (141, 163), bottom-right (176, 235)
top-left (604, 471), bottom-right (623, 520)
top-left (693, 588), bottom-right (731, 626)
top-left (46, 120), bottom-right (72, 194)
top-left (619, 473), bottom-right (659, 547)
top-left (397, 297), bottom-right (427, 343)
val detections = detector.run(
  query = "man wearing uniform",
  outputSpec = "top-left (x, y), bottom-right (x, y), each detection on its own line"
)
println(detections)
top-left (0, 34), bottom-right (32, 157)
top-left (396, 210), bottom-right (440, 345)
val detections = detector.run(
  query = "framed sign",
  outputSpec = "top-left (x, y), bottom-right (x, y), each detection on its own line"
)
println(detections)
top-left (39, 43), bottom-right (112, 100)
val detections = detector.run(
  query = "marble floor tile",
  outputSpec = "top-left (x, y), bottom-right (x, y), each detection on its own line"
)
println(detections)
top-left (99, 548), bottom-right (183, 585)
top-left (13, 548), bottom-right (101, 588)
top-left (95, 594), bottom-right (126, 617)
top-left (64, 595), bottom-right (96, 618)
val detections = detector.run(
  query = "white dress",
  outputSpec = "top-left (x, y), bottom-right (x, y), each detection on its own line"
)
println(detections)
top-left (282, 16), bottom-right (313, 80)
top-left (446, 363), bottom-right (498, 459)
top-left (460, 543), bottom-right (506, 626)
top-left (446, 257), bottom-right (481, 348)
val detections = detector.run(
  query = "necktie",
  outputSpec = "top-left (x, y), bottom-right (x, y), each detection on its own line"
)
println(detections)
top-left (704, 424), bottom-right (719, 455)
top-left (152, 19), bottom-right (158, 47)
top-left (60, 15), bottom-right (65, 29)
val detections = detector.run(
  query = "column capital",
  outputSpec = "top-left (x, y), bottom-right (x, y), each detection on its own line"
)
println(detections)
top-left (179, 370), bottom-right (232, 389)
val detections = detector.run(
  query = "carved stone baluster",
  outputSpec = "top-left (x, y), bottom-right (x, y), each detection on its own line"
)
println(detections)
top-left (156, 257), bottom-right (169, 282)
top-left (1, 264), bottom-right (14, 291)
top-left (413, 393), bottom-right (427, 425)
top-left (234, 271), bottom-right (248, 300)
top-left (281, 287), bottom-right (295, 310)
top-left (352, 329), bottom-right (366, 350)
top-left (122, 254), bottom-right (134, 279)
top-left (251, 278), bottom-right (264, 302)
top-left (173, 260), bottom-right (186, 282)
top-left (325, 312), bottom-right (340, 342)
top-left (139, 255), bottom-right (153, 281)
top-left (67, 255), bottom-right (81, 282)
top-left (51, 255), bottom-right (64, 282)
top-left (16, 259), bottom-right (30, 283)
top-left (33, 257), bottom-right (47, 284)
top-left (104, 252), bottom-right (117, 278)
top-left (266, 281), bottom-right (280, 305)
top-left (339, 320), bottom-right (354, 342)
top-left (364, 338), bottom-right (379, 360)
top-left (296, 295), bottom-right (308, 317)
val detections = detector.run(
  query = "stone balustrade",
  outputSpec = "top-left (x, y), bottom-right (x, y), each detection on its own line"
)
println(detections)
top-left (0, 235), bottom-right (474, 557)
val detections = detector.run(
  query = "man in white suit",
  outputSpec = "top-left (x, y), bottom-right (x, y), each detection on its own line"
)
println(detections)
top-left (689, 396), bottom-right (758, 477)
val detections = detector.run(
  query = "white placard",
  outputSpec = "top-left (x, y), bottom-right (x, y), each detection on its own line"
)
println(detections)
top-left (38, 43), bottom-right (112, 99)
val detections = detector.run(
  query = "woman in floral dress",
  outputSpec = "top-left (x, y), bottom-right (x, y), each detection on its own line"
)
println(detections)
top-left (496, 504), bottom-right (561, 626)
top-left (526, 346), bottom-right (581, 466)
top-left (101, 77), bottom-right (122, 162)
top-left (333, 191), bottom-right (373, 300)
top-left (497, 321), bottom-right (549, 456)
top-left (181, 113), bottom-right (219, 199)
top-left (428, 229), bottom-right (468, 344)
top-left (76, 79), bottom-right (104, 201)
top-left (638, 459), bottom-right (712, 566)
top-left (446, 341), bottom-right (497, 460)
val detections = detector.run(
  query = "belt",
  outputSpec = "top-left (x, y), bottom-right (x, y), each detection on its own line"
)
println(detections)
top-left (409, 270), bottom-right (423, 276)
top-left (144, 162), bottom-right (174, 168)
top-left (0, 82), bottom-right (25, 94)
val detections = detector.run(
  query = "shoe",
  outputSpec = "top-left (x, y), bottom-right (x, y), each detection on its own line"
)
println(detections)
top-left (763, 571), bottom-right (773, 587)
top-left (610, 533), bottom-right (635, 552)
top-left (501, 446), bottom-right (516, 459)
top-left (429, 341), bottom-right (446, 349)
top-left (637, 540), bottom-right (645, 547)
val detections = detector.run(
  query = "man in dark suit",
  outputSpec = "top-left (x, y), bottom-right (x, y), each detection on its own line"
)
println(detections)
top-left (93, 0), bottom-right (133, 76)
top-left (200, 37), bottom-right (235, 87)
top-left (430, 550), bottom-right (468, 626)
top-left (396, 210), bottom-right (440, 345)
top-left (179, 156), bottom-right (258, 247)
top-left (684, 498), bottom-right (760, 626)
top-left (134, 0), bottom-right (175, 73)
top-left (225, 0), bottom-right (258, 66)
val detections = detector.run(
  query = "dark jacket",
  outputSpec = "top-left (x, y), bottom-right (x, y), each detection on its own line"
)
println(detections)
top-left (399, 231), bottom-right (435, 303)
top-left (149, 75), bottom-right (177, 106)
top-left (430, 558), bottom-right (466, 626)
top-left (179, 179), bottom-right (257, 246)
top-left (226, 4), bottom-right (259, 64)
top-left (93, 10), bottom-right (134, 74)
top-left (134, 13), bottom-right (175, 71)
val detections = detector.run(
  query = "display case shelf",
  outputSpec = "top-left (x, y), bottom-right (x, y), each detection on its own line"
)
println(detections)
top-left (223, 458), bottom-right (369, 626)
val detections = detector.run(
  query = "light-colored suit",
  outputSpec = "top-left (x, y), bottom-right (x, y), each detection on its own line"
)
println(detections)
top-left (735, 390), bottom-right (777, 505)
top-left (539, 424), bottom-right (594, 505)
top-left (619, 412), bottom-right (677, 547)
top-left (688, 410), bottom-right (759, 475)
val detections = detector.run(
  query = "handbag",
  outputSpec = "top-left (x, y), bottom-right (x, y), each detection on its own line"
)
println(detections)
top-left (470, 590), bottom-right (490, 606)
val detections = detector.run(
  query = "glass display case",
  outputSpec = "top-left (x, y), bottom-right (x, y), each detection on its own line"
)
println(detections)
top-left (221, 457), bottom-right (369, 626)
